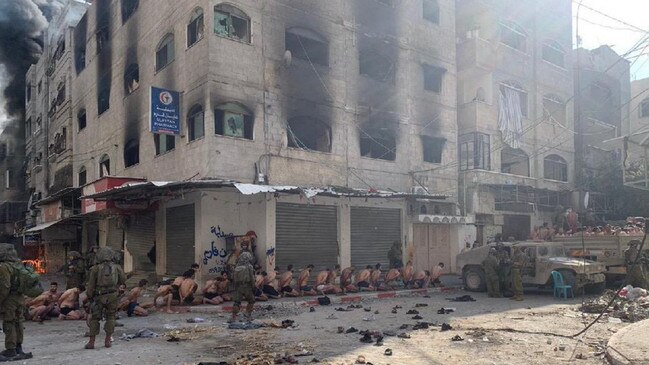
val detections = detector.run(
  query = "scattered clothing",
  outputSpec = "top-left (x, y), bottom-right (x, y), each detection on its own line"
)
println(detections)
top-left (447, 295), bottom-right (476, 302)
top-left (228, 322), bottom-right (263, 330)
top-left (119, 329), bottom-right (160, 341)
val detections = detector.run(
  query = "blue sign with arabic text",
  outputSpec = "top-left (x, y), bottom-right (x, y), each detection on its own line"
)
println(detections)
top-left (150, 86), bottom-right (181, 135)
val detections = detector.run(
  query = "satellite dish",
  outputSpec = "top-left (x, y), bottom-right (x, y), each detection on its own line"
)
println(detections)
top-left (283, 50), bottom-right (292, 67)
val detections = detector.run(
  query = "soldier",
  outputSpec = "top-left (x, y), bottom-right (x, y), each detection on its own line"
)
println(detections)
top-left (495, 242), bottom-right (511, 295)
top-left (0, 243), bottom-right (33, 360)
top-left (624, 240), bottom-right (648, 289)
top-left (482, 248), bottom-right (501, 298)
top-left (387, 241), bottom-right (403, 269)
top-left (85, 247), bottom-right (126, 349)
top-left (84, 246), bottom-right (98, 282)
top-left (510, 246), bottom-right (525, 301)
top-left (65, 251), bottom-right (86, 289)
top-left (229, 240), bottom-right (255, 323)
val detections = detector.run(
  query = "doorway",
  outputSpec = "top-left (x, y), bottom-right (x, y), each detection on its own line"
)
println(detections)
top-left (502, 215), bottom-right (531, 241)
top-left (413, 224), bottom-right (451, 272)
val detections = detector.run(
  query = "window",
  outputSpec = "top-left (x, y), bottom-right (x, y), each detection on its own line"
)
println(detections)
top-left (422, 136), bottom-right (445, 163)
top-left (215, 102), bottom-right (253, 139)
top-left (501, 146), bottom-right (529, 176)
top-left (640, 98), bottom-right (649, 118)
top-left (124, 63), bottom-right (139, 94)
top-left (543, 94), bottom-right (565, 125)
top-left (360, 129), bottom-right (396, 161)
top-left (187, 8), bottom-right (204, 47)
top-left (26, 83), bottom-right (31, 102)
top-left (499, 21), bottom-right (526, 52)
top-left (121, 0), bottom-right (139, 23)
top-left (78, 109), bottom-right (87, 130)
top-left (74, 15), bottom-right (87, 74)
top-left (36, 116), bottom-right (42, 132)
top-left (53, 36), bottom-right (65, 61)
top-left (590, 82), bottom-right (611, 101)
top-left (459, 133), bottom-right (490, 170)
top-left (56, 81), bottom-right (65, 105)
top-left (285, 27), bottom-right (329, 66)
top-left (26, 117), bottom-right (32, 137)
top-left (423, 0), bottom-right (440, 24)
top-left (97, 77), bottom-right (110, 115)
top-left (5, 170), bottom-right (12, 189)
top-left (154, 134), bottom-right (176, 155)
top-left (78, 166), bottom-right (87, 186)
top-left (423, 64), bottom-right (445, 93)
top-left (542, 41), bottom-right (565, 68)
top-left (287, 117), bottom-right (332, 153)
top-left (156, 34), bottom-right (175, 72)
top-left (99, 154), bottom-right (110, 177)
top-left (544, 154), bottom-right (568, 181)
top-left (96, 26), bottom-right (109, 54)
top-left (124, 139), bottom-right (139, 167)
top-left (37, 81), bottom-right (42, 94)
top-left (359, 49), bottom-right (395, 83)
top-left (186, 104), bottom-right (205, 141)
top-left (214, 4), bottom-right (251, 43)
top-left (500, 81), bottom-right (528, 117)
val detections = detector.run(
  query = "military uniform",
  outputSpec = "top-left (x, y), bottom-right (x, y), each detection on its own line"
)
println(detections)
top-left (85, 247), bottom-right (126, 349)
top-left (388, 242), bottom-right (403, 269)
top-left (65, 251), bottom-right (86, 289)
top-left (230, 246), bottom-right (255, 323)
top-left (482, 250), bottom-right (501, 298)
top-left (625, 243), bottom-right (648, 289)
top-left (0, 243), bottom-right (29, 360)
top-left (511, 248), bottom-right (525, 301)
top-left (84, 247), bottom-right (97, 284)
top-left (495, 245), bottom-right (511, 294)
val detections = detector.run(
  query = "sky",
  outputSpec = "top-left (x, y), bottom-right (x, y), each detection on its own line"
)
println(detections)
top-left (574, 0), bottom-right (649, 80)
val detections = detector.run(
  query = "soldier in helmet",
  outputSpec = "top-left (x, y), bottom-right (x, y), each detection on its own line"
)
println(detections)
top-left (84, 247), bottom-right (126, 349)
top-left (0, 243), bottom-right (33, 360)
top-left (65, 251), bottom-right (86, 289)
top-left (482, 248), bottom-right (501, 298)
top-left (624, 240), bottom-right (647, 289)
top-left (84, 246), bottom-right (98, 283)
top-left (229, 240), bottom-right (255, 323)
top-left (495, 242), bottom-right (512, 295)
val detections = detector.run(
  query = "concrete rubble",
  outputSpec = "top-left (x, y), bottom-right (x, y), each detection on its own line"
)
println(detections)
top-left (580, 288), bottom-right (649, 322)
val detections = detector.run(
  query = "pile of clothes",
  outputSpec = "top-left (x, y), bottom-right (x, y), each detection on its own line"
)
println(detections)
top-left (580, 287), bottom-right (649, 322)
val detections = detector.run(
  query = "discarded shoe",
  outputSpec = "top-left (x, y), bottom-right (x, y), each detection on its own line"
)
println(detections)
top-left (356, 355), bottom-right (366, 364)
top-left (395, 305), bottom-right (403, 309)
top-left (326, 314), bottom-right (338, 320)
top-left (346, 327), bottom-right (359, 333)
top-left (384, 348), bottom-right (393, 356)
top-left (447, 295), bottom-right (476, 302)
top-left (374, 310), bottom-right (379, 314)
top-left (415, 303), bottom-right (428, 307)
top-left (441, 323), bottom-right (453, 331)
top-left (397, 333), bottom-right (411, 339)
top-left (391, 309), bottom-right (398, 314)
top-left (364, 307), bottom-right (372, 312)
top-left (310, 307), bottom-right (316, 312)
top-left (437, 307), bottom-right (454, 314)
top-left (336, 307), bottom-right (352, 312)
top-left (360, 333), bottom-right (373, 343)
top-left (406, 309), bottom-right (419, 315)
top-left (383, 330), bottom-right (396, 337)
top-left (412, 315), bottom-right (423, 320)
top-left (399, 324), bottom-right (409, 330)
top-left (337, 326), bottom-right (345, 334)
top-left (451, 335), bottom-right (464, 342)
top-left (413, 322), bottom-right (430, 330)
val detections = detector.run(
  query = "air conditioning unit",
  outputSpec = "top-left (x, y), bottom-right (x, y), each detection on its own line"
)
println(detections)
top-left (411, 186), bottom-right (429, 196)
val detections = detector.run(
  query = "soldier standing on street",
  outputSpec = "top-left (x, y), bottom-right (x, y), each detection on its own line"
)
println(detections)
top-left (510, 246), bottom-right (525, 301)
top-left (229, 240), bottom-right (255, 323)
top-left (65, 251), bottom-right (86, 289)
top-left (0, 243), bottom-right (33, 361)
top-left (624, 240), bottom-right (648, 289)
top-left (495, 242), bottom-right (511, 296)
top-left (84, 246), bottom-right (98, 283)
top-left (388, 241), bottom-right (403, 269)
top-left (482, 248), bottom-right (501, 298)
top-left (85, 247), bottom-right (126, 349)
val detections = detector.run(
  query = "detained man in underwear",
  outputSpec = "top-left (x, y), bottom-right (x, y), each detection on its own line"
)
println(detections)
top-left (340, 266), bottom-right (358, 293)
top-left (381, 266), bottom-right (403, 290)
top-left (278, 265), bottom-right (299, 297)
top-left (260, 271), bottom-right (281, 299)
top-left (315, 267), bottom-right (342, 295)
top-left (202, 277), bottom-right (224, 305)
top-left (216, 271), bottom-right (234, 302)
top-left (402, 261), bottom-right (415, 287)
top-left (154, 271), bottom-right (197, 313)
top-left (297, 264), bottom-right (317, 296)
top-left (370, 264), bottom-right (382, 288)
top-left (28, 282), bottom-right (61, 322)
top-left (254, 271), bottom-right (269, 301)
top-left (58, 285), bottom-right (86, 320)
top-left (355, 266), bottom-right (375, 291)
top-left (410, 270), bottom-right (431, 289)
top-left (119, 280), bottom-right (150, 317)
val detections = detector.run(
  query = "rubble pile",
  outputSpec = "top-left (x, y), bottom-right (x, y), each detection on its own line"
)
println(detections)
top-left (580, 287), bottom-right (649, 322)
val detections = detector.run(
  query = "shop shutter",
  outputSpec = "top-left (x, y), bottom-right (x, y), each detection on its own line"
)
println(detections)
top-left (351, 207), bottom-right (401, 269)
top-left (276, 203), bottom-right (338, 273)
top-left (166, 204), bottom-right (195, 276)
top-left (126, 213), bottom-right (155, 273)
top-left (107, 218), bottom-right (124, 264)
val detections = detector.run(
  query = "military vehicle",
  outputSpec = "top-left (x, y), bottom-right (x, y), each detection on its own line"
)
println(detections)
top-left (456, 241), bottom-right (607, 294)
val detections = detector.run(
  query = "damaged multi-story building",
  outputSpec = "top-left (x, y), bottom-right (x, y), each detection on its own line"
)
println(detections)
top-left (23, 0), bottom-right (471, 281)
top-left (456, 0), bottom-right (575, 241)
top-left (0, 124), bottom-right (27, 244)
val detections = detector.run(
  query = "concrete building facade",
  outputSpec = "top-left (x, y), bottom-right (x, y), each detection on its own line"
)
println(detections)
top-left (456, 0), bottom-right (575, 242)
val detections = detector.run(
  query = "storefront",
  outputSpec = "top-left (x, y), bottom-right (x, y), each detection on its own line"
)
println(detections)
top-left (350, 207), bottom-right (402, 269)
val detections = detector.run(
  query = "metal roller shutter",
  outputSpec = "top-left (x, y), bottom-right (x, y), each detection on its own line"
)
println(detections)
top-left (166, 204), bottom-right (195, 276)
top-left (276, 203), bottom-right (338, 272)
top-left (126, 213), bottom-right (155, 273)
top-left (351, 207), bottom-right (401, 269)
top-left (107, 218), bottom-right (124, 264)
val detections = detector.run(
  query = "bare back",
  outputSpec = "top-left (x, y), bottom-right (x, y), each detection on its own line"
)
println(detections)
top-left (297, 270), bottom-right (310, 287)
top-left (279, 271), bottom-right (293, 288)
top-left (356, 269), bottom-right (371, 283)
top-left (59, 289), bottom-right (79, 308)
top-left (179, 278), bottom-right (197, 297)
top-left (315, 271), bottom-right (328, 286)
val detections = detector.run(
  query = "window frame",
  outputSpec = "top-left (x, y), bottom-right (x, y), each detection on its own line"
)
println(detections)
top-left (214, 4), bottom-right (251, 44)
top-left (78, 109), bottom-right (87, 131)
top-left (123, 138), bottom-right (140, 168)
top-left (459, 132), bottom-right (491, 171)
top-left (542, 40), bottom-right (565, 68)
top-left (124, 63), bottom-right (140, 95)
top-left (543, 94), bottom-right (566, 125)
top-left (359, 129), bottom-right (397, 161)
top-left (422, 0), bottom-right (440, 25)
top-left (121, 0), bottom-right (139, 23)
top-left (78, 166), bottom-right (87, 186)
top-left (154, 134), bottom-right (176, 155)
top-left (187, 104), bottom-right (205, 142)
top-left (421, 135), bottom-right (446, 163)
top-left (285, 27), bottom-right (329, 67)
top-left (187, 8), bottom-right (205, 48)
top-left (640, 98), bottom-right (649, 118)
top-left (543, 154), bottom-right (568, 182)
top-left (500, 81), bottom-right (528, 117)
top-left (359, 49), bottom-right (396, 84)
top-left (499, 21), bottom-right (527, 53)
top-left (99, 154), bottom-right (110, 177)
top-left (214, 102), bottom-right (254, 140)
top-left (286, 116), bottom-right (332, 153)
top-left (422, 64), bottom-right (446, 93)
top-left (155, 33), bottom-right (175, 72)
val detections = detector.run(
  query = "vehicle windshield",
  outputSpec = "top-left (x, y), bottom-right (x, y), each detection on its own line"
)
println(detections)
top-left (537, 245), bottom-right (565, 257)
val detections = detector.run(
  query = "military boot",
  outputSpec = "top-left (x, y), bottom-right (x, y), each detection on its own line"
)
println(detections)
top-left (104, 335), bottom-right (112, 348)
top-left (0, 349), bottom-right (16, 360)
top-left (84, 336), bottom-right (96, 349)
top-left (14, 345), bottom-right (33, 359)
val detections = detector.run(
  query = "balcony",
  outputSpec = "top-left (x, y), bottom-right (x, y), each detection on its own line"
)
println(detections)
top-left (458, 101), bottom-right (497, 133)
top-left (461, 169), bottom-right (571, 192)
top-left (457, 37), bottom-right (496, 73)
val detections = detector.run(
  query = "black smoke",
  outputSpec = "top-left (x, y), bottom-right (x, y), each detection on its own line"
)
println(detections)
top-left (0, 0), bottom-right (64, 118)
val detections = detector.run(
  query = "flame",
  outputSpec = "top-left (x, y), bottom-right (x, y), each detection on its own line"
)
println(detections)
top-left (23, 259), bottom-right (46, 274)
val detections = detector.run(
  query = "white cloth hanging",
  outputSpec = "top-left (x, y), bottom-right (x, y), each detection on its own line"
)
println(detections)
top-left (498, 87), bottom-right (524, 149)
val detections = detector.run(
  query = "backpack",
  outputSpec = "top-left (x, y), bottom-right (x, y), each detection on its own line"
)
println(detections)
top-left (234, 265), bottom-right (253, 285)
top-left (96, 262), bottom-right (119, 288)
top-left (9, 263), bottom-right (43, 297)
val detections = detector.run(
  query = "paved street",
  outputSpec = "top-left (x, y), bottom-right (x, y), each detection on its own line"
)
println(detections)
top-left (9, 288), bottom-right (628, 365)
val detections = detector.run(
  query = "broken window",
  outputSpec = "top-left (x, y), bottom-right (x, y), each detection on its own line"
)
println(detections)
top-left (543, 94), bottom-right (565, 125)
top-left (121, 0), bottom-right (139, 23)
top-left (287, 117), bottom-right (332, 153)
top-left (154, 134), bottom-right (175, 155)
top-left (544, 154), bottom-right (568, 181)
top-left (499, 21), bottom-right (526, 52)
top-left (53, 36), bottom-right (65, 61)
top-left (422, 136), bottom-right (445, 163)
top-left (124, 139), bottom-right (139, 167)
top-left (78, 166), bottom-right (87, 186)
top-left (360, 129), bottom-right (396, 160)
top-left (26, 118), bottom-right (31, 137)
top-left (56, 81), bottom-right (65, 105)
top-left (74, 15), bottom-right (87, 74)
top-left (187, 8), bottom-right (205, 47)
top-left (188, 104), bottom-right (205, 141)
top-left (38, 81), bottom-right (42, 94)
top-left (542, 40), bottom-right (565, 68)
top-left (500, 81), bottom-right (527, 117)
top-left (640, 98), bottom-right (649, 118)
top-left (359, 49), bottom-right (395, 83)
top-left (99, 154), bottom-right (110, 177)
top-left (459, 133), bottom-right (490, 170)
top-left (423, 64), bottom-right (445, 93)
top-left (96, 26), bottom-right (109, 55)
top-left (97, 76), bottom-right (110, 115)
top-left (5, 170), bottom-right (12, 189)
top-left (26, 83), bottom-right (31, 102)
top-left (214, 4), bottom-right (250, 43)
top-left (215, 102), bottom-right (253, 140)
top-left (156, 34), bottom-right (175, 71)
top-left (285, 27), bottom-right (329, 66)
top-left (501, 146), bottom-right (529, 176)
top-left (423, 0), bottom-right (440, 24)
top-left (78, 109), bottom-right (87, 131)
top-left (124, 63), bottom-right (139, 94)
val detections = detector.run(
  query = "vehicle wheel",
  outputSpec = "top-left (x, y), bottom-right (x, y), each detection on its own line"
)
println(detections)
top-left (463, 267), bottom-right (486, 292)
top-left (557, 270), bottom-right (584, 296)
top-left (585, 281), bottom-right (606, 294)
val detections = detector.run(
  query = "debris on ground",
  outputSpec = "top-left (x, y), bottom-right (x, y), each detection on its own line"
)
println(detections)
top-left (580, 288), bottom-right (649, 322)
top-left (451, 335), bottom-right (464, 342)
top-left (437, 307), bottom-right (455, 314)
top-left (228, 322), bottom-right (264, 330)
top-left (187, 317), bottom-right (206, 323)
top-left (119, 328), bottom-right (160, 341)
top-left (446, 295), bottom-right (477, 302)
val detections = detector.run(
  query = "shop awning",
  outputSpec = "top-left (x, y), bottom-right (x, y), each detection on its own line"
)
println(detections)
top-left (25, 220), bottom-right (63, 233)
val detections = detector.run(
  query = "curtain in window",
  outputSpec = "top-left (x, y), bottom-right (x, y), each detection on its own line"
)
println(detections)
top-left (498, 87), bottom-right (523, 149)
